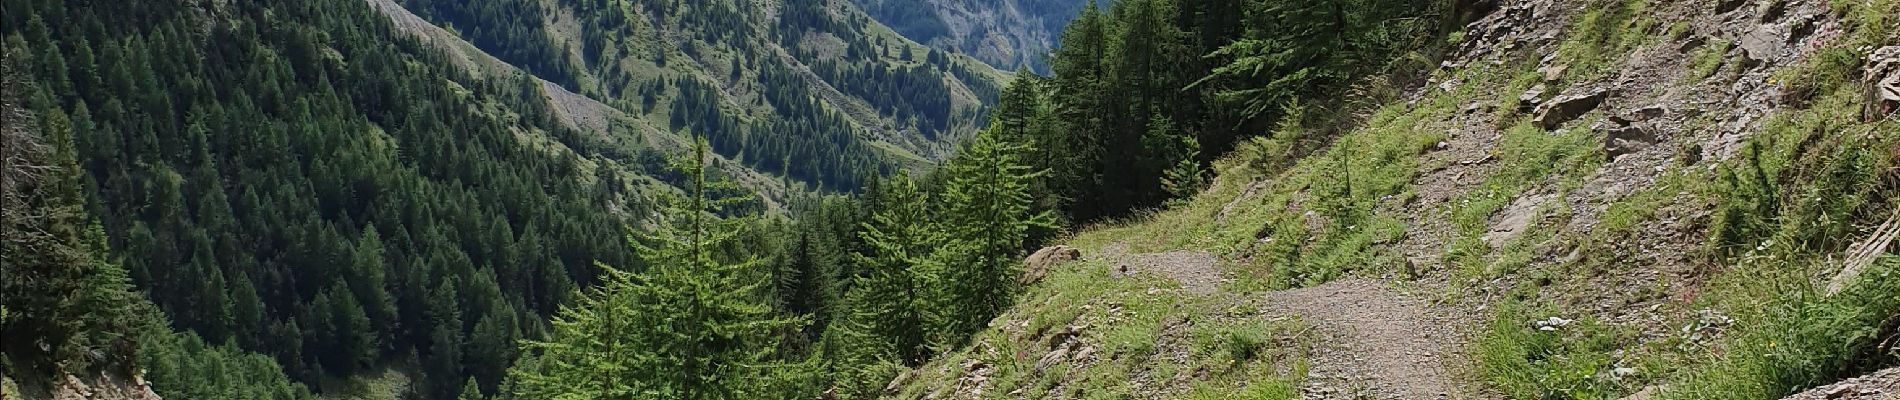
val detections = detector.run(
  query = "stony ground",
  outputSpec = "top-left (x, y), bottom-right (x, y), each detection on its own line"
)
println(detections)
top-left (1100, 245), bottom-right (1471, 399)
top-left (1781, 368), bottom-right (1900, 400)
top-left (1263, 280), bottom-right (1465, 400)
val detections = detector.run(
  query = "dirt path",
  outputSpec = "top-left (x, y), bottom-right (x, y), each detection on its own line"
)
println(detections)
top-left (1264, 279), bottom-right (1464, 400)
top-left (1102, 242), bottom-right (1468, 399)
top-left (1099, 244), bottom-right (1224, 295)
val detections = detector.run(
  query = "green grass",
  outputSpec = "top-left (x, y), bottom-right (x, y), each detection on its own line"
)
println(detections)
top-left (885, 247), bottom-right (1320, 398)
top-left (1554, 0), bottom-right (1658, 80)
top-left (1597, 169), bottom-right (1698, 234)
top-left (1184, 371), bottom-right (1303, 400)
top-left (887, 256), bottom-right (1306, 399)
top-left (1655, 25), bottom-right (1900, 395)
top-left (316, 367), bottom-right (410, 400)
top-left (1477, 298), bottom-right (1634, 400)
top-left (1494, 66), bottom-right (1548, 124)
top-left (1446, 119), bottom-right (1601, 281)
top-left (1688, 41), bottom-right (1732, 81)
top-left (1181, 317), bottom-right (1313, 400)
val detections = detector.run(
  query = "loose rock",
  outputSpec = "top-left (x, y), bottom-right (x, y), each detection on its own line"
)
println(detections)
top-left (1864, 46), bottom-right (1900, 121)
top-left (1533, 90), bottom-right (1609, 129)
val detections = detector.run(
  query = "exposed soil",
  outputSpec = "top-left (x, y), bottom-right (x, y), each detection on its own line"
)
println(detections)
top-left (1103, 241), bottom-right (1470, 399)
top-left (1100, 243), bottom-right (1226, 296)
top-left (1261, 279), bottom-right (1467, 400)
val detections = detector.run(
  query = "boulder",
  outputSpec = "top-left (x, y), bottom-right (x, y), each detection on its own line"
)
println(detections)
top-left (1034, 345), bottom-right (1071, 372)
top-left (1518, 84), bottom-right (1549, 112)
top-left (1737, 26), bottom-right (1782, 67)
top-left (1629, 105), bottom-right (1668, 122)
top-left (1677, 36), bottom-right (1707, 54)
top-left (1606, 124), bottom-right (1656, 158)
top-left (883, 370), bottom-right (913, 394)
top-left (1532, 90), bottom-right (1608, 129)
top-left (1045, 323), bottom-right (1086, 350)
top-left (1758, 0), bottom-right (1787, 23)
top-left (1865, 46), bottom-right (1900, 121)
top-left (1539, 64), bottom-right (1568, 83)
top-left (1020, 245), bottom-right (1082, 285)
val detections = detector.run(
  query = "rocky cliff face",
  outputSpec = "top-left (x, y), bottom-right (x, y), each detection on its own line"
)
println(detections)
top-left (854, 0), bottom-right (1085, 72)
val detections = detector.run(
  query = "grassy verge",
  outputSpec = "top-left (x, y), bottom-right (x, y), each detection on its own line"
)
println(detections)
top-left (1477, 297), bottom-right (1635, 399)
top-left (887, 257), bottom-right (1315, 399)
top-left (1659, 14), bottom-right (1900, 393)
top-left (1071, 77), bottom-right (1476, 291)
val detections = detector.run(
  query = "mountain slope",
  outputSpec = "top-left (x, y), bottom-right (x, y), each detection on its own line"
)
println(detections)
top-left (852, 0), bottom-right (1088, 72)
top-left (0, 0), bottom-right (704, 397)
top-left (363, 0), bottom-right (796, 206)
top-left (890, 0), bottom-right (1900, 398)
top-left (395, 0), bottom-right (1009, 190)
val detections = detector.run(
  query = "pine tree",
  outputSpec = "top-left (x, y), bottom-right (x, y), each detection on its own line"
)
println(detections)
top-left (352, 225), bottom-right (399, 343)
top-left (841, 173), bottom-right (937, 365)
top-left (1, 48), bottom-right (146, 371)
top-left (509, 138), bottom-right (802, 399)
top-left (1143, 115), bottom-right (1203, 200)
top-left (932, 128), bottom-right (1053, 336)
top-left (464, 300), bottom-right (518, 395)
top-left (458, 377), bottom-right (486, 400)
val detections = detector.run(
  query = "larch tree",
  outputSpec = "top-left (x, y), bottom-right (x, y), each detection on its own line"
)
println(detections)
top-left (508, 138), bottom-right (801, 399)
top-left (933, 127), bottom-right (1053, 337)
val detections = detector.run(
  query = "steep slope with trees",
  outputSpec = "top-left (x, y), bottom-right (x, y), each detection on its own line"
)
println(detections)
top-left (0, 0), bottom-right (670, 397)
top-left (20, 0), bottom-right (1900, 399)
top-left (393, 0), bottom-right (1009, 190)
top-left (2, 38), bottom-right (311, 400)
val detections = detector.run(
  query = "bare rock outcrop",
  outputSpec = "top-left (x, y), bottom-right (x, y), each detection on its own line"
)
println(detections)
top-left (1865, 46), bottom-right (1900, 121)
top-left (1532, 90), bottom-right (1609, 129)
top-left (51, 373), bottom-right (160, 400)
top-left (1781, 367), bottom-right (1900, 400)
top-left (1602, 110), bottom-right (1663, 159)
top-left (1020, 245), bottom-right (1082, 285)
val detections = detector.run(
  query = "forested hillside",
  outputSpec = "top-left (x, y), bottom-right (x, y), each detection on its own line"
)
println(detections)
top-left (395, 0), bottom-right (1008, 190)
top-left (3, 33), bottom-right (312, 400)
top-left (852, 0), bottom-right (1088, 72)
top-left (501, 0), bottom-right (1457, 396)
top-left (0, 0), bottom-right (666, 397)
top-left (0, 0), bottom-right (1006, 396)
